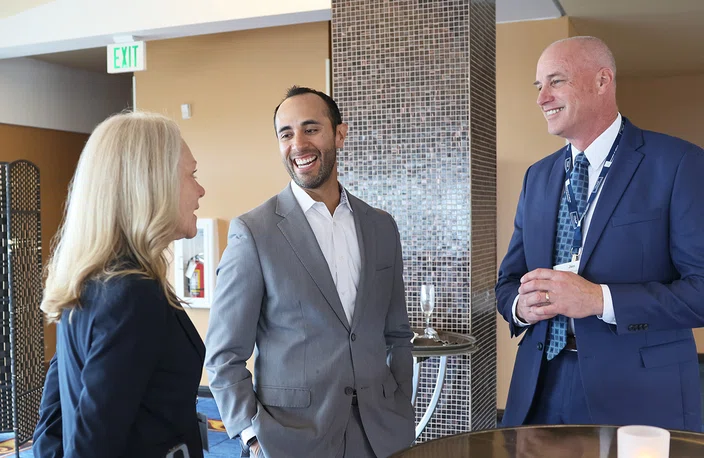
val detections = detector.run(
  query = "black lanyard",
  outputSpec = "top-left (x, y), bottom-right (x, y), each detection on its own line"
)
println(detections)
top-left (563, 118), bottom-right (625, 261)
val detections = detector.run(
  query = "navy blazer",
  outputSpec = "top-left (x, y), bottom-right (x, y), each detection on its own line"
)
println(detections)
top-left (497, 119), bottom-right (704, 431)
top-left (33, 274), bottom-right (206, 457)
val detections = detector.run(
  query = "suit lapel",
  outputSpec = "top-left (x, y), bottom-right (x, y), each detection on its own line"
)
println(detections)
top-left (538, 151), bottom-right (567, 268)
top-left (348, 192), bottom-right (374, 331)
top-left (276, 185), bottom-right (351, 330)
top-left (579, 120), bottom-right (644, 273)
top-left (174, 309), bottom-right (205, 362)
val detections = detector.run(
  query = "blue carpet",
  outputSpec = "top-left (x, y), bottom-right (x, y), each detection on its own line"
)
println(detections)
top-left (0, 397), bottom-right (241, 457)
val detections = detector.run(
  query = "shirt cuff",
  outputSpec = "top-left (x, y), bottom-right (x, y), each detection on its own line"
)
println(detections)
top-left (597, 284), bottom-right (616, 325)
top-left (512, 294), bottom-right (530, 327)
top-left (241, 426), bottom-right (256, 446)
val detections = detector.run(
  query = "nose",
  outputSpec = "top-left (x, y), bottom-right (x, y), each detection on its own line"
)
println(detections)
top-left (198, 182), bottom-right (206, 198)
top-left (291, 133), bottom-right (310, 152)
top-left (536, 86), bottom-right (552, 107)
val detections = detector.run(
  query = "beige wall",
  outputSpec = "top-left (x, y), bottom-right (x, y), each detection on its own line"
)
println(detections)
top-left (617, 73), bottom-right (704, 352)
top-left (0, 123), bottom-right (85, 362)
top-left (495, 17), bottom-right (571, 409)
top-left (618, 74), bottom-right (704, 149)
top-left (135, 22), bottom-right (330, 385)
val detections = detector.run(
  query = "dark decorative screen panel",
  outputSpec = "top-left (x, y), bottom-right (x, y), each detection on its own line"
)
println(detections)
top-left (332, 0), bottom-right (496, 440)
top-left (0, 160), bottom-right (44, 453)
top-left (0, 164), bottom-right (11, 433)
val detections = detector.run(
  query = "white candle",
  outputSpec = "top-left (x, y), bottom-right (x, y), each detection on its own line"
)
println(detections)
top-left (618, 425), bottom-right (670, 458)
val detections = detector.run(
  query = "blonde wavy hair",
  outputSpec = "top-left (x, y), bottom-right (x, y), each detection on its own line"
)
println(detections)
top-left (42, 111), bottom-right (184, 322)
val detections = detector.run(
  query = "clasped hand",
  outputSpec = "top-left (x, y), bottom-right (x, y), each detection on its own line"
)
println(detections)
top-left (515, 268), bottom-right (603, 324)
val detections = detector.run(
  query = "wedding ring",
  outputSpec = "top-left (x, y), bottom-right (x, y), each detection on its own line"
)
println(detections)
top-left (545, 291), bottom-right (551, 303)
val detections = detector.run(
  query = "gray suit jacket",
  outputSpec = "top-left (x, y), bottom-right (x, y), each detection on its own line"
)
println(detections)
top-left (205, 184), bottom-right (415, 458)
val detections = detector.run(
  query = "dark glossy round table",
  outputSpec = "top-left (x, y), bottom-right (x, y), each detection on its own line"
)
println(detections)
top-left (390, 425), bottom-right (704, 457)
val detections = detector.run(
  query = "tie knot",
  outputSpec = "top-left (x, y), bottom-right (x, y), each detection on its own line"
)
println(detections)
top-left (574, 152), bottom-right (589, 169)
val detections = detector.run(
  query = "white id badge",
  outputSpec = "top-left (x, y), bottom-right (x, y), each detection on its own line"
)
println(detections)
top-left (554, 260), bottom-right (580, 273)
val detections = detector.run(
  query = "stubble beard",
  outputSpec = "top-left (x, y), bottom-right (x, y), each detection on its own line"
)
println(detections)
top-left (286, 146), bottom-right (337, 190)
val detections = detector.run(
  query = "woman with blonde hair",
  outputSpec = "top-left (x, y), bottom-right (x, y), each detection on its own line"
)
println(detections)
top-left (33, 111), bottom-right (206, 457)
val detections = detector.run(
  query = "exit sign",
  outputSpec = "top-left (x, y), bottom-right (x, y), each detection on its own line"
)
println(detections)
top-left (107, 41), bottom-right (146, 73)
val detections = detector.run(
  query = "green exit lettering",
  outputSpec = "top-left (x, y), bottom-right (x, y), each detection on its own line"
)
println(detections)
top-left (113, 45), bottom-right (140, 70)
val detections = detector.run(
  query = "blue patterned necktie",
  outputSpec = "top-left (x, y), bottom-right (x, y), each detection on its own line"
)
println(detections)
top-left (546, 152), bottom-right (590, 361)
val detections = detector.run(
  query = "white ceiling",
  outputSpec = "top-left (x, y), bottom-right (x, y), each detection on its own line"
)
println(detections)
top-left (497, 0), bottom-right (561, 23)
top-left (25, 0), bottom-right (704, 77)
top-left (29, 0), bottom-right (564, 73)
top-left (0, 0), bottom-right (53, 19)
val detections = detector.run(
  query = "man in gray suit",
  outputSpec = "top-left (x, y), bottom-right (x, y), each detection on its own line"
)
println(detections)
top-left (205, 86), bottom-right (415, 458)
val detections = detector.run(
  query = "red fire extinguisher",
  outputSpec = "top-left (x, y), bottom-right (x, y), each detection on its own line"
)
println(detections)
top-left (187, 254), bottom-right (205, 298)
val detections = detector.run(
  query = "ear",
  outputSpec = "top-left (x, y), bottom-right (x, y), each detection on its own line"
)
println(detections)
top-left (335, 123), bottom-right (349, 149)
top-left (596, 67), bottom-right (615, 94)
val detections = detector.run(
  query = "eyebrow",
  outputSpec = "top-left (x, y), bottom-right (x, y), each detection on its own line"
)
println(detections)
top-left (277, 119), bottom-right (322, 135)
top-left (534, 72), bottom-right (566, 86)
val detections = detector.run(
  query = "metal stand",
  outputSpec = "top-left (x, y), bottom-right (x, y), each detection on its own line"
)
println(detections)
top-left (412, 355), bottom-right (448, 440)
top-left (0, 161), bottom-right (44, 457)
top-left (411, 329), bottom-right (478, 441)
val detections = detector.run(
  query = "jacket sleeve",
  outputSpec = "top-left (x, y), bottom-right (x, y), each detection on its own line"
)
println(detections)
top-left (385, 215), bottom-right (414, 398)
top-left (204, 218), bottom-right (264, 439)
top-left (496, 167), bottom-right (531, 338)
top-left (33, 354), bottom-right (64, 458)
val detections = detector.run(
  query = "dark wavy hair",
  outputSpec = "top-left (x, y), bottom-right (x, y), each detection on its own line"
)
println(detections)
top-left (273, 86), bottom-right (343, 130)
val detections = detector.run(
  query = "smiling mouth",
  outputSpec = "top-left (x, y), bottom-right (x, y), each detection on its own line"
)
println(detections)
top-left (545, 107), bottom-right (565, 116)
top-left (293, 156), bottom-right (318, 169)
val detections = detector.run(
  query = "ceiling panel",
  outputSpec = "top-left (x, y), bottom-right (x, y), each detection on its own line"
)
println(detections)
top-left (0, 0), bottom-right (55, 19)
top-left (31, 46), bottom-right (108, 73)
top-left (497, 0), bottom-right (562, 23)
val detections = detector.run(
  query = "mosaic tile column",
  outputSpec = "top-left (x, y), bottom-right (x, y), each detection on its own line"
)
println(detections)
top-left (332, 0), bottom-right (497, 440)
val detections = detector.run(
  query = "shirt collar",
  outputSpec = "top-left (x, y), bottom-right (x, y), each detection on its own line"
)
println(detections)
top-left (571, 112), bottom-right (622, 167)
top-left (290, 180), bottom-right (353, 214)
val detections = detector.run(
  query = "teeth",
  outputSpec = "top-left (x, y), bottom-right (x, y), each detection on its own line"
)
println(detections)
top-left (546, 108), bottom-right (564, 116)
top-left (295, 157), bottom-right (315, 166)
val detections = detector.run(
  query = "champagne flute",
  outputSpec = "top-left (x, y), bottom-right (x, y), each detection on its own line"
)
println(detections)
top-left (420, 284), bottom-right (438, 339)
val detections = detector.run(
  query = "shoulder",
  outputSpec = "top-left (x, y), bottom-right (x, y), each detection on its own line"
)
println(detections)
top-left (83, 273), bottom-right (162, 299)
top-left (241, 194), bottom-right (279, 220)
top-left (349, 193), bottom-right (399, 232)
top-left (519, 147), bottom-right (565, 189)
top-left (639, 128), bottom-right (703, 157)
top-left (80, 274), bottom-right (169, 324)
top-left (236, 194), bottom-right (280, 233)
top-left (615, 119), bottom-right (702, 162)
top-left (371, 207), bottom-right (397, 227)
top-left (532, 147), bottom-right (566, 171)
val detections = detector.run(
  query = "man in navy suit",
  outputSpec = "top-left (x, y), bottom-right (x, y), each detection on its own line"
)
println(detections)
top-left (496, 36), bottom-right (704, 431)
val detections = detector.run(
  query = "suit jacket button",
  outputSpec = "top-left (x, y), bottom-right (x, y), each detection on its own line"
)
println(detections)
top-left (351, 333), bottom-right (357, 341)
top-left (537, 343), bottom-right (544, 351)
top-left (643, 324), bottom-right (649, 330)
top-left (628, 325), bottom-right (635, 331)
top-left (344, 386), bottom-right (354, 395)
